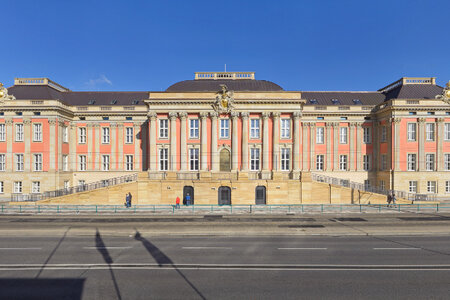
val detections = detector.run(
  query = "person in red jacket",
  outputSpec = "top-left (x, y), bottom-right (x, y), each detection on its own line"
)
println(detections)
top-left (175, 196), bottom-right (180, 209)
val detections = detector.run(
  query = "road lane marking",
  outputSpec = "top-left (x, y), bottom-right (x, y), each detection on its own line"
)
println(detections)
top-left (83, 247), bottom-right (132, 250)
top-left (182, 247), bottom-right (232, 250)
top-left (278, 248), bottom-right (327, 250)
top-left (0, 248), bottom-right (42, 250)
top-left (373, 248), bottom-right (421, 250)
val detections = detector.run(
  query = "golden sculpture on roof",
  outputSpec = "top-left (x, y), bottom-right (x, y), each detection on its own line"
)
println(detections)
top-left (0, 83), bottom-right (16, 103)
top-left (214, 84), bottom-right (234, 113)
top-left (436, 80), bottom-right (450, 104)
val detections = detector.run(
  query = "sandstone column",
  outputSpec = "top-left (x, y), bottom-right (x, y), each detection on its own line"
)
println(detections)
top-left (23, 119), bottom-right (31, 172)
top-left (179, 112), bottom-right (188, 171)
top-left (333, 123), bottom-right (339, 170)
top-left (349, 122), bottom-right (356, 171)
top-left (356, 123), bottom-right (362, 171)
top-left (49, 119), bottom-right (57, 171)
top-left (110, 123), bottom-right (117, 170)
top-left (293, 111), bottom-right (301, 172)
top-left (87, 123), bottom-right (93, 171)
top-left (200, 112), bottom-right (208, 171)
top-left (148, 112), bottom-right (157, 171)
top-left (5, 120), bottom-right (13, 172)
top-left (118, 124), bottom-right (124, 170)
top-left (210, 112), bottom-right (219, 172)
top-left (436, 118), bottom-right (444, 171)
top-left (310, 123), bottom-right (316, 170)
top-left (134, 123), bottom-right (141, 170)
top-left (241, 112), bottom-right (249, 171)
top-left (272, 112), bottom-right (280, 171)
top-left (231, 111), bottom-right (240, 171)
top-left (169, 112), bottom-right (178, 171)
top-left (95, 124), bottom-right (101, 170)
top-left (302, 122), bottom-right (308, 171)
top-left (418, 118), bottom-right (425, 171)
top-left (325, 123), bottom-right (332, 171)
top-left (262, 112), bottom-right (270, 171)
top-left (393, 118), bottom-right (401, 170)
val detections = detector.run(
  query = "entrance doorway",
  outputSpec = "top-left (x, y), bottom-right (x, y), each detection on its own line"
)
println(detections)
top-left (218, 186), bottom-right (231, 205)
top-left (183, 186), bottom-right (194, 205)
top-left (255, 186), bottom-right (266, 205)
top-left (219, 148), bottom-right (231, 172)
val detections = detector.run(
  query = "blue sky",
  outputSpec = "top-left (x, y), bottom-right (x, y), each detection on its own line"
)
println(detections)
top-left (2, 0), bottom-right (449, 91)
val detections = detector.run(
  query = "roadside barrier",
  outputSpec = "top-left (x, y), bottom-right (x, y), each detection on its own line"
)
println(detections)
top-left (1, 204), bottom-right (449, 214)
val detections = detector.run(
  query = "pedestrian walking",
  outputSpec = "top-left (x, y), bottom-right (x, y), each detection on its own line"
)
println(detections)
top-left (176, 196), bottom-right (180, 209)
top-left (128, 192), bottom-right (132, 207)
top-left (186, 193), bottom-right (191, 206)
top-left (125, 193), bottom-right (130, 208)
top-left (387, 193), bottom-right (392, 207)
top-left (392, 192), bottom-right (397, 207)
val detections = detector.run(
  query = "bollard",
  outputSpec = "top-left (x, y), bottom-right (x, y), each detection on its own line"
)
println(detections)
top-left (417, 204), bottom-right (420, 212)
top-left (1, 205), bottom-right (3, 213)
top-left (57, 205), bottom-right (59, 213)
top-left (398, 204), bottom-right (400, 212)
top-left (114, 205), bottom-right (117, 213)
top-left (437, 204), bottom-right (439, 212)
top-left (230, 205), bottom-right (233, 213)
top-left (360, 205), bottom-right (362, 213)
top-left (96, 205), bottom-right (98, 213)
top-left (172, 205), bottom-right (174, 214)
top-left (378, 204), bottom-right (381, 212)
top-left (38, 205), bottom-right (40, 213)
top-left (301, 205), bottom-right (304, 213)
top-left (321, 204), bottom-right (324, 213)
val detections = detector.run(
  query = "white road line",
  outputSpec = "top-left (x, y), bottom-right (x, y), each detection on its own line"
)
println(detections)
top-left (0, 248), bottom-right (42, 250)
top-left (182, 247), bottom-right (232, 250)
top-left (373, 248), bottom-right (421, 250)
top-left (278, 248), bottom-right (327, 250)
top-left (83, 247), bottom-right (132, 250)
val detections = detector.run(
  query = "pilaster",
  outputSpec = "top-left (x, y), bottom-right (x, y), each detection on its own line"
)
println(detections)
top-left (169, 112), bottom-right (178, 171)
top-left (231, 111), bottom-right (239, 171)
top-left (241, 111), bottom-right (249, 171)
top-left (210, 112), bottom-right (218, 172)
top-left (148, 112), bottom-right (157, 171)
top-left (262, 111), bottom-right (270, 171)
top-left (272, 112), bottom-right (280, 171)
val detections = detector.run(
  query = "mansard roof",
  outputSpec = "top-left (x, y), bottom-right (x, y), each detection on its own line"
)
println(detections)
top-left (166, 79), bottom-right (284, 92)
top-left (301, 91), bottom-right (385, 106)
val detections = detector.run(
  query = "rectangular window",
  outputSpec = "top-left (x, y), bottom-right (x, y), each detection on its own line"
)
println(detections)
top-left (380, 180), bottom-right (385, 191)
top-left (407, 154), bottom-right (416, 171)
top-left (102, 155), bottom-right (110, 171)
top-left (381, 154), bottom-right (387, 170)
top-left (250, 148), bottom-right (260, 171)
top-left (189, 119), bottom-right (199, 139)
top-left (426, 153), bottom-right (435, 171)
top-left (316, 127), bottom-right (324, 144)
top-left (15, 123), bottom-right (24, 141)
top-left (102, 127), bottom-right (110, 144)
top-left (0, 181), bottom-right (3, 193)
top-left (220, 119), bottom-right (230, 138)
top-left (426, 123), bottom-right (435, 141)
top-left (427, 181), bottom-right (437, 193)
top-left (445, 124), bottom-right (450, 140)
top-left (363, 127), bottom-right (371, 144)
top-left (159, 148), bottom-right (168, 171)
top-left (407, 123), bottom-right (417, 141)
top-left (79, 155), bottom-right (86, 171)
top-left (339, 155), bottom-right (347, 171)
top-left (126, 155), bottom-right (134, 171)
top-left (381, 126), bottom-right (387, 142)
top-left (78, 180), bottom-right (85, 186)
top-left (446, 181), bottom-right (450, 193)
top-left (159, 119), bottom-right (168, 138)
top-left (0, 154), bottom-right (4, 171)
top-left (340, 127), bottom-right (348, 144)
top-left (126, 127), bottom-right (134, 143)
top-left (63, 155), bottom-right (68, 171)
top-left (281, 119), bottom-right (290, 139)
top-left (363, 155), bottom-right (371, 171)
top-left (316, 155), bottom-right (324, 171)
top-left (250, 119), bottom-right (260, 139)
top-left (409, 181), bottom-right (417, 193)
top-left (445, 154), bottom-right (450, 171)
top-left (33, 154), bottom-right (42, 171)
top-left (280, 148), bottom-right (290, 171)
top-left (15, 154), bottom-right (24, 171)
top-left (62, 126), bottom-right (68, 143)
top-left (189, 148), bottom-right (199, 171)
top-left (79, 127), bottom-right (87, 144)
top-left (32, 181), bottom-right (40, 194)
top-left (0, 124), bottom-right (5, 141)
top-left (14, 181), bottom-right (22, 193)
top-left (33, 123), bottom-right (42, 142)
top-left (364, 180), bottom-right (370, 189)
top-left (64, 181), bottom-right (69, 190)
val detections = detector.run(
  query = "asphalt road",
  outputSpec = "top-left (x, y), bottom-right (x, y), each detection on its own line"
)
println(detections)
top-left (0, 215), bottom-right (450, 299)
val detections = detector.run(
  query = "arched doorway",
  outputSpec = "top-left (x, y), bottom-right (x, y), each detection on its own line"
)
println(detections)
top-left (219, 148), bottom-right (231, 172)
top-left (183, 186), bottom-right (194, 205)
top-left (255, 186), bottom-right (266, 205)
top-left (218, 186), bottom-right (231, 205)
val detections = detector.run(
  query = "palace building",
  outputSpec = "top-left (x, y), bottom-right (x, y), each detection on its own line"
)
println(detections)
top-left (0, 72), bottom-right (449, 204)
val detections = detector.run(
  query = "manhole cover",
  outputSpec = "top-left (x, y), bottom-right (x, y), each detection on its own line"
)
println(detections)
top-left (333, 218), bottom-right (367, 222)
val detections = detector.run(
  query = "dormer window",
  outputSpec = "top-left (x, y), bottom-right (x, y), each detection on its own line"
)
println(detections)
top-left (110, 99), bottom-right (117, 105)
top-left (309, 99), bottom-right (318, 104)
top-left (88, 99), bottom-right (96, 105)
top-left (352, 99), bottom-right (362, 105)
top-left (132, 100), bottom-right (140, 105)
top-left (331, 99), bottom-right (341, 105)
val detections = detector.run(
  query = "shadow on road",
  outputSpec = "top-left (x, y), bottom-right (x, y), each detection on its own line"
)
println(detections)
top-left (35, 227), bottom-right (70, 278)
top-left (134, 230), bottom-right (206, 300)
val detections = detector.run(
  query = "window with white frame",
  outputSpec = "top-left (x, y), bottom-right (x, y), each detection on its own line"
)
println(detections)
top-left (102, 155), bottom-right (110, 171)
top-left (426, 153), bottom-right (435, 171)
top-left (339, 155), bottom-right (347, 171)
top-left (126, 155), bottom-right (134, 171)
top-left (220, 119), bottom-right (230, 138)
top-left (250, 119), bottom-right (260, 139)
top-left (407, 154), bottom-right (416, 171)
top-left (15, 154), bottom-right (24, 171)
top-left (189, 148), bottom-right (199, 171)
top-left (79, 127), bottom-right (86, 144)
top-left (426, 123), bottom-right (435, 141)
top-left (316, 155), bottom-right (324, 171)
top-left (445, 123), bottom-right (450, 140)
top-left (102, 127), bottom-right (110, 144)
top-left (381, 154), bottom-right (387, 170)
top-left (340, 127), bottom-right (348, 144)
top-left (316, 127), bottom-right (324, 144)
top-left (281, 119), bottom-right (290, 139)
top-left (189, 119), bottom-right (199, 139)
top-left (14, 181), bottom-right (22, 193)
top-left (159, 119), bottom-right (168, 138)
top-left (32, 181), bottom-right (40, 193)
top-left (64, 181), bottom-right (69, 190)
top-left (363, 127), bottom-right (371, 144)
top-left (363, 155), bottom-right (371, 170)
top-left (63, 155), bottom-right (68, 171)
top-left (63, 126), bottom-right (68, 143)
top-left (280, 148), bottom-right (290, 171)
top-left (250, 148), bottom-right (260, 171)
top-left (445, 154), bottom-right (450, 171)
top-left (427, 181), bottom-right (437, 193)
top-left (380, 180), bottom-right (385, 190)
top-left (78, 180), bottom-right (85, 186)
top-left (33, 154), bottom-right (42, 171)
top-left (126, 127), bottom-right (134, 143)
top-left (0, 181), bottom-right (3, 193)
top-left (407, 123), bottom-right (416, 141)
top-left (0, 154), bottom-right (4, 171)
top-left (409, 181), bottom-right (417, 193)
top-left (0, 124), bottom-right (5, 141)
top-left (79, 155), bottom-right (86, 171)
top-left (15, 123), bottom-right (24, 142)
top-left (159, 148), bottom-right (168, 171)
top-left (33, 123), bottom-right (42, 142)
top-left (364, 180), bottom-right (370, 189)
top-left (381, 126), bottom-right (387, 142)
top-left (446, 181), bottom-right (450, 193)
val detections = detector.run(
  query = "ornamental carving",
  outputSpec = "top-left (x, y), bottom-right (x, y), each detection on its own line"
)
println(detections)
top-left (0, 83), bottom-right (15, 104)
top-left (147, 111), bottom-right (157, 120)
top-left (213, 84), bottom-right (235, 113)
top-left (435, 81), bottom-right (450, 104)
top-left (168, 112), bottom-right (178, 120)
